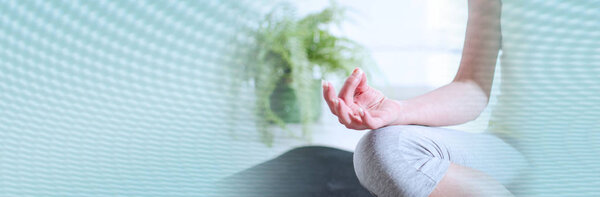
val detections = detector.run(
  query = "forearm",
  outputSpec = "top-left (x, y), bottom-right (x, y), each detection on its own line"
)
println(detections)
top-left (323, 0), bottom-right (501, 130)
top-left (387, 0), bottom-right (501, 127)
top-left (390, 80), bottom-right (489, 126)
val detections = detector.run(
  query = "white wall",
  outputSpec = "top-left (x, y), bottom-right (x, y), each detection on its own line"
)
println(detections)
top-left (293, 0), bottom-right (501, 149)
top-left (229, 0), bottom-right (503, 175)
top-left (296, 0), bottom-right (468, 87)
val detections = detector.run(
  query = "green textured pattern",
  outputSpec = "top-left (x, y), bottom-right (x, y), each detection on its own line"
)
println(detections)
top-left (269, 78), bottom-right (321, 123)
top-left (0, 0), bottom-right (270, 195)
top-left (490, 0), bottom-right (600, 195)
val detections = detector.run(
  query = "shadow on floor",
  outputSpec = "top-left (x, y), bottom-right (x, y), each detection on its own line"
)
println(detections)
top-left (216, 146), bottom-right (373, 197)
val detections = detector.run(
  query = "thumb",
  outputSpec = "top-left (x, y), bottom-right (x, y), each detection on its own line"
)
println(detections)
top-left (338, 68), bottom-right (363, 103)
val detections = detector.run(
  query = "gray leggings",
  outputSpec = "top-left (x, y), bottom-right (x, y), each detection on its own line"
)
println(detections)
top-left (353, 125), bottom-right (528, 197)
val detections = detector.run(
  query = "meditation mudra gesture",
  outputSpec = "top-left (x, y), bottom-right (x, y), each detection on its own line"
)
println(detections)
top-left (323, 0), bottom-right (600, 196)
top-left (323, 67), bottom-right (525, 197)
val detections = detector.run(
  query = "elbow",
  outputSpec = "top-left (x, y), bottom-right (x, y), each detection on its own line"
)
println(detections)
top-left (452, 78), bottom-right (492, 101)
top-left (470, 94), bottom-right (490, 122)
top-left (465, 100), bottom-right (488, 122)
top-left (451, 80), bottom-right (491, 121)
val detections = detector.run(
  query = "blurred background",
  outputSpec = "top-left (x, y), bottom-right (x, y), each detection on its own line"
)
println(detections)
top-left (0, 0), bottom-right (503, 196)
top-left (222, 0), bottom-right (502, 192)
top-left (226, 0), bottom-right (503, 188)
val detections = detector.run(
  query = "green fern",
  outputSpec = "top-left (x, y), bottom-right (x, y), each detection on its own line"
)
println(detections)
top-left (246, 2), bottom-right (370, 146)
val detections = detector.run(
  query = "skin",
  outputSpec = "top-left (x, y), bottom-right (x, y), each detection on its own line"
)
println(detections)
top-left (323, 0), bottom-right (508, 196)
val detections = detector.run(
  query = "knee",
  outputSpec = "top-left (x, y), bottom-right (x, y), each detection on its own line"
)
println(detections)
top-left (353, 125), bottom-right (442, 196)
top-left (353, 125), bottom-right (424, 177)
top-left (353, 125), bottom-right (429, 169)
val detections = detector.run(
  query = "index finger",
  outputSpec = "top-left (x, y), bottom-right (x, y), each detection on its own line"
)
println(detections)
top-left (322, 80), bottom-right (339, 115)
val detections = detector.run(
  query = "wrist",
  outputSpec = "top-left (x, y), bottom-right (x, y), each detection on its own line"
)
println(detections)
top-left (388, 99), bottom-right (411, 125)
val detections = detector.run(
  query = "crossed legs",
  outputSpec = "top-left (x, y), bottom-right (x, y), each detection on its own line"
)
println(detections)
top-left (354, 125), bottom-right (527, 197)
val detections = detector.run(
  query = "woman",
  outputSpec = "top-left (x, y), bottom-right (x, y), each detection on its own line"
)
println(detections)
top-left (323, 0), bottom-right (599, 196)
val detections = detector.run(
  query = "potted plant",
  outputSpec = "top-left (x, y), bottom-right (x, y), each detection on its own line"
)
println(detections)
top-left (245, 3), bottom-right (370, 146)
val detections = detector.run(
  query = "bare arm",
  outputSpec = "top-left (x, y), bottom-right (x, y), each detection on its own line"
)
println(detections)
top-left (323, 0), bottom-right (502, 129)
top-left (390, 0), bottom-right (502, 126)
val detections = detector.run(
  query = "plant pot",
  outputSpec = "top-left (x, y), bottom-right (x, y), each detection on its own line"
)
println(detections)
top-left (269, 77), bottom-right (322, 124)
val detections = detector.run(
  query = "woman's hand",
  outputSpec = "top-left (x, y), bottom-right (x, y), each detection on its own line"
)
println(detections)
top-left (323, 68), bottom-right (402, 130)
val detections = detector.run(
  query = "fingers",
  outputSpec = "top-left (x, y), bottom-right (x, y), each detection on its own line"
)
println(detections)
top-left (336, 98), bottom-right (352, 125)
top-left (360, 109), bottom-right (385, 129)
top-left (338, 68), bottom-right (363, 103)
top-left (322, 80), bottom-right (339, 115)
top-left (323, 80), bottom-right (361, 128)
top-left (322, 74), bottom-right (375, 131)
top-left (349, 110), bottom-right (363, 125)
top-left (340, 101), bottom-right (370, 130)
top-left (335, 99), bottom-right (385, 130)
top-left (357, 70), bottom-right (368, 92)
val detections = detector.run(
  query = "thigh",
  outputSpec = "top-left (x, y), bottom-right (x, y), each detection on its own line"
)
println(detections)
top-left (394, 125), bottom-right (529, 186)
